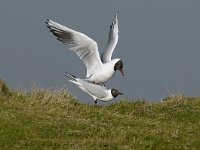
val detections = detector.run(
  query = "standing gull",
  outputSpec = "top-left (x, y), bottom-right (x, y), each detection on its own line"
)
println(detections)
top-left (46, 13), bottom-right (124, 84)
top-left (66, 73), bottom-right (123, 104)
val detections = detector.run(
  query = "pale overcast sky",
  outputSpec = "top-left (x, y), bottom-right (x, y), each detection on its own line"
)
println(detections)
top-left (0, 0), bottom-right (200, 104)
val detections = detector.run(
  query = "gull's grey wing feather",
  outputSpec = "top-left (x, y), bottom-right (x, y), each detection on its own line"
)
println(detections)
top-left (46, 19), bottom-right (103, 77)
top-left (78, 79), bottom-right (108, 98)
top-left (101, 12), bottom-right (119, 63)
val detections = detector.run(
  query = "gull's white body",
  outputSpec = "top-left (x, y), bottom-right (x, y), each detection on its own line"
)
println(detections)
top-left (86, 58), bottom-right (120, 83)
top-left (67, 74), bottom-right (115, 102)
top-left (46, 13), bottom-right (121, 84)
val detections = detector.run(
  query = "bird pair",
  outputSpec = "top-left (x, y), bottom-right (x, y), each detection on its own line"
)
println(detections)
top-left (46, 13), bottom-right (124, 104)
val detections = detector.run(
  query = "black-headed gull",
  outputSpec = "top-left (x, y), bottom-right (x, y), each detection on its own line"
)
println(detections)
top-left (46, 13), bottom-right (124, 84)
top-left (66, 73), bottom-right (123, 104)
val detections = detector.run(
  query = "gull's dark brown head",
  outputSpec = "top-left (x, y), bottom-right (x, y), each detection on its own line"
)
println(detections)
top-left (114, 60), bottom-right (124, 76)
top-left (111, 88), bottom-right (123, 98)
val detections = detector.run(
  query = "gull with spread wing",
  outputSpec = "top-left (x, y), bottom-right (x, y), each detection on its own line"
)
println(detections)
top-left (66, 73), bottom-right (123, 104)
top-left (46, 13), bottom-right (124, 84)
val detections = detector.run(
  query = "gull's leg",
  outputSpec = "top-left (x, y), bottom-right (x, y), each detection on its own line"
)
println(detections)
top-left (92, 82), bottom-right (103, 86)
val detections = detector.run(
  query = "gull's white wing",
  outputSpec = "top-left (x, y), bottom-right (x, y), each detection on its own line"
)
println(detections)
top-left (101, 12), bottom-right (119, 63)
top-left (46, 19), bottom-right (103, 78)
top-left (78, 79), bottom-right (108, 98)
top-left (66, 74), bottom-right (107, 98)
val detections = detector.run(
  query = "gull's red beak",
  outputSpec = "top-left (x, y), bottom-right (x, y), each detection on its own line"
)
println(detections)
top-left (120, 69), bottom-right (124, 76)
top-left (119, 92), bottom-right (124, 95)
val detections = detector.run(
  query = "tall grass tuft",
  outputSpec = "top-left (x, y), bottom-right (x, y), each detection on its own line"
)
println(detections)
top-left (0, 79), bottom-right (200, 149)
top-left (0, 79), bottom-right (12, 97)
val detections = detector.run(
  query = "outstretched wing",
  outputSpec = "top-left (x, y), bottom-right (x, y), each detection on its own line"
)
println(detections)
top-left (46, 19), bottom-right (103, 78)
top-left (101, 12), bottom-right (119, 63)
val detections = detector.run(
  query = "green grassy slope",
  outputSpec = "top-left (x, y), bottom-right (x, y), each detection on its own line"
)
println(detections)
top-left (0, 80), bottom-right (200, 149)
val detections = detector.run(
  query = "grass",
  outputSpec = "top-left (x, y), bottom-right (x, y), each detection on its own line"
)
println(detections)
top-left (0, 79), bottom-right (200, 149)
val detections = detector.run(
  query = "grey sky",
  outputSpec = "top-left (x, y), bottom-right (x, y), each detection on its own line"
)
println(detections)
top-left (0, 0), bottom-right (200, 104)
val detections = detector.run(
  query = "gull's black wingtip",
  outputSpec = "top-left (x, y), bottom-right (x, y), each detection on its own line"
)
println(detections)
top-left (65, 72), bottom-right (76, 78)
top-left (45, 19), bottom-right (49, 24)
